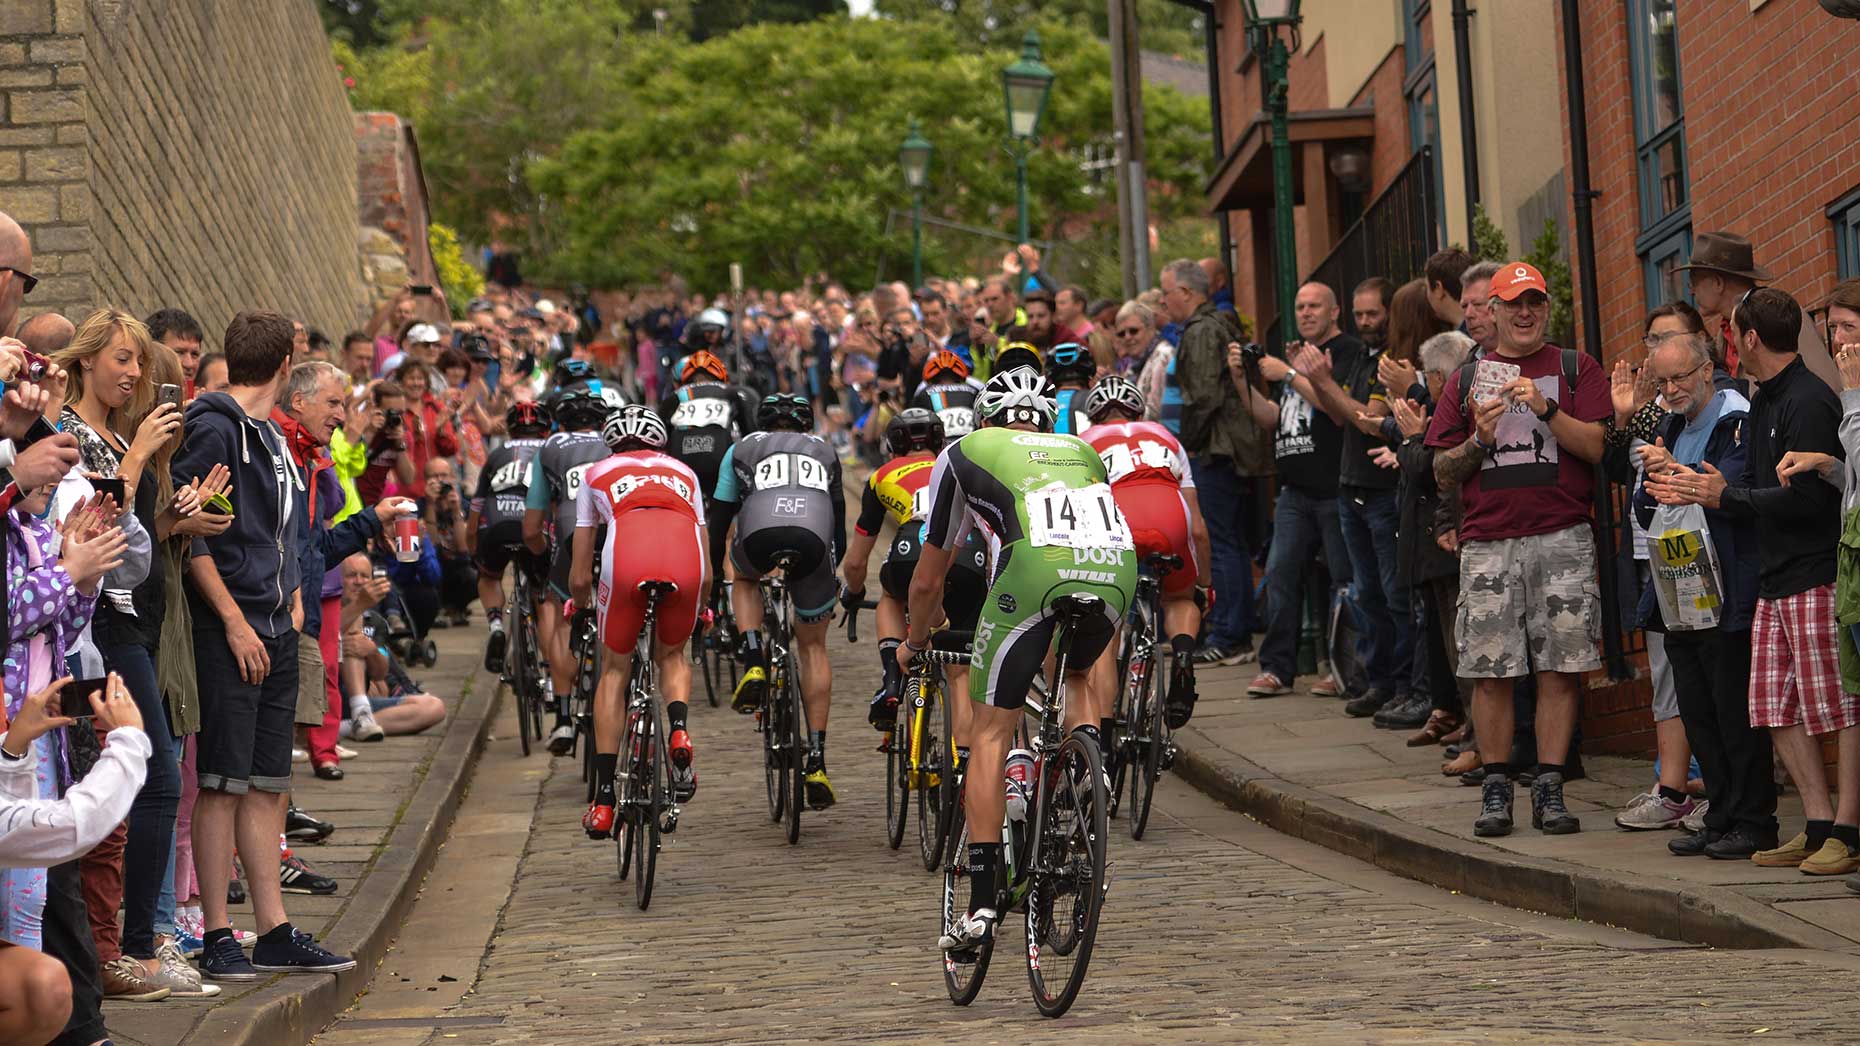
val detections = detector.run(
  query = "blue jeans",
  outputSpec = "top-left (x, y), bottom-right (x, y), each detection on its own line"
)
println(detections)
top-left (1259, 485), bottom-right (1349, 684)
top-left (101, 641), bottom-right (179, 960)
top-left (1190, 455), bottom-right (1257, 650)
top-left (1336, 487), bottom-right (1411, 699)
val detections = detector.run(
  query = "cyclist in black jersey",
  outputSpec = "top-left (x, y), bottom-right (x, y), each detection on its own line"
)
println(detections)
top-left (657, 349), bottom-right (760, 497)
top-left (908, 349), bottom-right (985, 440)
top-left (469, 399), bottom-right (552, 674)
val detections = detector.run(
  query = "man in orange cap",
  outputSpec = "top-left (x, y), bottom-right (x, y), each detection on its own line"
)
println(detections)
top-left (1424, 261), bottom-right (1612, 840)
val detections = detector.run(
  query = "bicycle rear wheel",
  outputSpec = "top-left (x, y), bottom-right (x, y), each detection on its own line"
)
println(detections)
top-left (615, 712), bottom-right (637, 883)
top-left (940, 819), bottom-right (993, 1005)
top-left (634, 717), bottom-right (663, 910)
top-left (762, 692), bottom-right (785, 824)
top-left (886, 681), bottom-right (911, 851)
top-left (510, 610), bottom-right (534, 757)
top-left (1026, 732), bottom-right (1109, 1018)
top-left (784, 652), bottom-right (805, 845)
top-left (1105, 623), bottom-right (1138, 817)
top-left (1128, 644), bottom-right (1163, 841)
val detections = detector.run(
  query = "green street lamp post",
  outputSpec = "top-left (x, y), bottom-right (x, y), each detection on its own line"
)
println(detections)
top-left (1243, 0), bottom-right (1303, 349)
top-left (900, 120), bottom-right (933, 288)
top-left (1001, 30), bottom-right (1056, 246)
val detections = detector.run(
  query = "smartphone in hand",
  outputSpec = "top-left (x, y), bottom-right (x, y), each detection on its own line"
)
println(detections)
top-left (90, 476), bottom-right (126, 505)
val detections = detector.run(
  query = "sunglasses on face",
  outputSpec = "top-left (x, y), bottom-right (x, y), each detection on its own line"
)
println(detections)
top-left (1116, 327), bottom-right (1145, 337)
top-left (1, 266), bottom-right (38, 295)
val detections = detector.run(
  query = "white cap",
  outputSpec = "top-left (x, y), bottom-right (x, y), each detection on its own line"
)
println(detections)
top-left (535, 299), bottom-right (557, 316)
top-left (408, 323), bottom-right (441, 344)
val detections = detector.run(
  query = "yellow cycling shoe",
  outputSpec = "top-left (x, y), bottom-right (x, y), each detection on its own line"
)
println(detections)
top-left (732, 665), bottom-right (768, 714)
top-left (803, 766), bottom-right (837, 810)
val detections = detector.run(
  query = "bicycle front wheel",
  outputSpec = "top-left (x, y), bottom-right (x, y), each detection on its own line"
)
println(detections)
top-left (940, 818), bottom-right (993, 1005)
top-left (762, 692), bottom-right (785, 824)
top-left (1128, 645), bottom-right (1163, 841)
top-left (784, 652), bottom-right (806, 845)
top-left (917, 677), bottom-right (952, 871)
top-left (634, 721), bottom-right (663, 910)
top-left (1026, 732), bottom-right (1109, 1018)
top-left (510, 612), bottom-right (534, 757)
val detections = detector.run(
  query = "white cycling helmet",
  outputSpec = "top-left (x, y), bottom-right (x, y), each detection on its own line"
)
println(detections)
top-left (696, 307), bottom-right (731, 331)
top-left (977, 366), bottom-right (1057, 430)
top-left (602, 404), bottom-right (668, 452)
top-left (1084, 374), bottom-right (1146, 422)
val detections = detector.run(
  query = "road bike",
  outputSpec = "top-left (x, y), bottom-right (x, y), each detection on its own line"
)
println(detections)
top-left (889, 631), bottom-right (961, 872)
top-left (503, 567), bottom-right (548, 757)
top-left (691, 580), bottom-right (738, 709)
top-left (1108, 553), bottom-right (1182, 840)
top-left (564, 607), bottom-right (600, 803)
top-left (756, 553), bottom-right (808, 845)
top-left (934, 593), bottom-right (1112, 1018)
top-left (614, 582), bottom-right (682, 910)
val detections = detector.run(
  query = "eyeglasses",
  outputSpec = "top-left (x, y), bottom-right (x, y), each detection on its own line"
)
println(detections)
top-left (1115, 326), bottom-right (1146, 338)
top-left (0, 266), bottom-right (38, 296)
top-left (1653, 360), bottom-right (1709, 390)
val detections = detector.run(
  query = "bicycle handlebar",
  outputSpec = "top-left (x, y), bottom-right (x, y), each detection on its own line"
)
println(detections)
top-left (840, 598), bottom-right (879, 643)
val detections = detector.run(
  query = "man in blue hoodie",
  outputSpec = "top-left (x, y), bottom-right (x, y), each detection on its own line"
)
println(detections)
top-left (171, 311), bottom-right (355, 982)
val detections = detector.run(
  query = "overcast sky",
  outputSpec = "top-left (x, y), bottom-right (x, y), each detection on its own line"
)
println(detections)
top-left (848, 0), bottom-right (873, 14)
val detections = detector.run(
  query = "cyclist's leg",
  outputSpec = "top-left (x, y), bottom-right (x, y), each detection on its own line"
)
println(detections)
top-left (727, 533), bottom-right (770, 711)
top-left (873, 536), bottom-right (917, 727)
top-left (586, 537), bottom-right (642, 836)
top-left (941, 549), bottom-right (989, 752)
top-left (649, 514), bottom-right (705, 798)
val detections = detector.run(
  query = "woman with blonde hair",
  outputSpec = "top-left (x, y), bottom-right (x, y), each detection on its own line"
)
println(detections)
top-left (50, 308), bottom-right (227, 1000)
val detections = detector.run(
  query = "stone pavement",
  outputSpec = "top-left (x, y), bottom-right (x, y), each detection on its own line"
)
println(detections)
top-left (1173, 660), bottom-right (1860, 954)
top-left (310, 625), bottom-right (1860, 1046)
top-left (113, 618), bottom-right (496, 1046)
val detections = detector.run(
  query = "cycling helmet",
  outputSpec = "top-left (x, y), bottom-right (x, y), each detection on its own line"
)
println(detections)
top-left (993, 341), bottom-right (1044, 376)
top-left (1084, 374), bottom-right (1146, 422)
top-left (681, 350), bottom-right (729, 384)
top-left (695, 307), bottom-right (731, 333)
top-left (505, 399), bottom-right (552, 437)
top-left (548, 384), bottom-right (608, 430)
top-left (602, 404), bottom-right (668, 452)
top-left (885, 408), bottom-right (946, 457)
top-left (555, 358), bottom-right (596, 384)
top-left (976, 366), bottom-right (1056, 430)
top-left (921, 349), bottom-right (970, 383)
top-left (1045, 342), bottom-right (1095, 384)
top-left (756, 392), bottom-right (814, 432)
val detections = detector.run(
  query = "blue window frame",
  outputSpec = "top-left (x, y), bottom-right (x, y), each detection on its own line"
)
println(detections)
top-left (1626, 0), bottom-right (1690, 307)
top-left (1830, 186), bottom-right (1860, 279)
top-left (1642, 226), bottom-right (1693, 307)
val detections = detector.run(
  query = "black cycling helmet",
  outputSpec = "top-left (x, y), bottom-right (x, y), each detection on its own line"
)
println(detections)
top-left (1045, 342), bottom-right (1094, 385)
top-left (757, 393), bottom-right (813, 432)
top-left (993, 341), bottom-right (1044, 376)
top-left (885, 407), bottom-right (946, 457)
top-left (547, 384), bottom-right (607, 430)
top-left (505, 399), bottom-right (552, 437)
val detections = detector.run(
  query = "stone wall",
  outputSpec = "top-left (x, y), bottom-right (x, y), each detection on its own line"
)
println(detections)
top-left (1, 0), bottom-right (366, 344)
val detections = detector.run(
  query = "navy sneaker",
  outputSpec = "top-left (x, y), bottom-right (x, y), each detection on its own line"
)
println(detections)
top-left (199, 932), bottom-right (261, 982)
top-left (251, 926), bottom-right (357, 974)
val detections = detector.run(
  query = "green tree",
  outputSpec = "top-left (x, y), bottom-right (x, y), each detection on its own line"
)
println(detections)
top-left (1469, 202), bottom-right (1510, 263)
top-left (872, 0), bottom-right (1204, 56)
top-left (1524, 218), bottom-right (1575, 346)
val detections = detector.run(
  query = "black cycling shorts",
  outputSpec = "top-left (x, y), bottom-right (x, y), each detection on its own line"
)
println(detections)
top-left (732, 525), bottom-right (839, 623)
top-left (879, 524), bottom-right (988, 631)
top-left (475, 520), bottom-right (545, 580)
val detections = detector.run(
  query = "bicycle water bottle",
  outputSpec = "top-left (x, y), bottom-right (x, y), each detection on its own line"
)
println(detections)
top-left (1004, 749), bottom-right (1035, 821)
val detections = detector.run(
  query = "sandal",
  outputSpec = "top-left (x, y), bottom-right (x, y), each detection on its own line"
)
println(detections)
top-left (1442, 749), bottom-right (1481, 777)
top-left (1406, 710), bottom-right (1461, 747)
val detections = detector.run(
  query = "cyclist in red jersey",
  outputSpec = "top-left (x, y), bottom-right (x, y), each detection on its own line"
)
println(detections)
top-left (1080, 374), bottom-right (1213, 727)
top-left (571, 405), bottom-right (710, 838)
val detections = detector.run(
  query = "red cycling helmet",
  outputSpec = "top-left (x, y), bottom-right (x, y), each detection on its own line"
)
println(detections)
top-left (922, 349), bottom-right (970, 382)
top-left (681, 350), bottom-right (729, 384)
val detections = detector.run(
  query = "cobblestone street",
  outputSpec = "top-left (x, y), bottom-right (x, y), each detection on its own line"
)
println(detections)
top-left (309, 625), bottom-right (1860, 1046)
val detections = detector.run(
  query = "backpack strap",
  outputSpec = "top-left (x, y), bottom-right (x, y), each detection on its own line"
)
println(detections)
top-left (1561, 348), bottom-right (1579, 401)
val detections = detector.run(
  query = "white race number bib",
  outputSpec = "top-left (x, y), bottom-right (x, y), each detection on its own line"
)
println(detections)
top-left (936, 407), bottom-right (975, 437)
top-left (490, 459), bottom-right (530, 492)
top-left (1024, 483), bottom-right (1133, 551)
top-left (1097, 439), bottom-right (1181, 483)
top-left (562, 462), bottom-right (594, 502)
top-left (671, 397), bottom-right (732, 430)
top-left (753, 453), bottom-right (831, 493)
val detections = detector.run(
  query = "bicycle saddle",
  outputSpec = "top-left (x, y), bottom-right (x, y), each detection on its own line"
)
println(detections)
top-left (1050, 593), bottom-right (1106, 621)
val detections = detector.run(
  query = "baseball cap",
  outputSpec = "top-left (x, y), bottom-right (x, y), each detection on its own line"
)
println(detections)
top-left (407, 323), bottom-right (441, 344)
top-left (1490, 261), bottom-right (1548, 301)
top-left (535, 299), bottom-right (557, 316)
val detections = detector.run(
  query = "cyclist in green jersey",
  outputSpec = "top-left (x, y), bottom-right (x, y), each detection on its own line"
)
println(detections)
top-left (903, 366), bottom-right (1137, 953)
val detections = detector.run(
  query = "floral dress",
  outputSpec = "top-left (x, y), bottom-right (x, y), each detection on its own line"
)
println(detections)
top-left (0, 511), bottom-right (97, 949)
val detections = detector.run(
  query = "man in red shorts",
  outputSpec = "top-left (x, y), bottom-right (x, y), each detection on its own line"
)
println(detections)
top-left (570, 405), bottom-right (710, 839)
top-left (1081, 374), bottom-right (1213, 727)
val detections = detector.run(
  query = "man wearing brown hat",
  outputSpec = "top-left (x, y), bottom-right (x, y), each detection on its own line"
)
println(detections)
top-left (1678, 232), bottom-right (1840, 391)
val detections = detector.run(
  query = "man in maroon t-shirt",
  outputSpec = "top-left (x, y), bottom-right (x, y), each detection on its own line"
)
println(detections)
top-left (1425, 261), bottom-right (1610, 839)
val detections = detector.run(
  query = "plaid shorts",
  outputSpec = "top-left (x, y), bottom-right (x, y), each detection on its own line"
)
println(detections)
top-left (1748, 585), bottom-right (1859, 736)
top-left (1456, 524), bottom-right (1603, 679)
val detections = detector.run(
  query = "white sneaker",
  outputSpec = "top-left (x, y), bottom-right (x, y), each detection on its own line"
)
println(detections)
top-left (334, 744), bottom-right (359, 760)
top-left (349, 706), bottom-right (386, 743)
top-left (153, 938), bottom-right (221, 998)
top-left (291, 747), bottom-right (309, 764)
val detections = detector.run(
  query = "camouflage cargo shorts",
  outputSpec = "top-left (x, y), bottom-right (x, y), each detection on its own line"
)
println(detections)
top-left (1456, 523), bottom-right (1603, 679)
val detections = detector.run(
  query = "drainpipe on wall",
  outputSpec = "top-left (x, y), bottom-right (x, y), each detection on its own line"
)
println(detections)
top-left (1560, 0), bottom-right (1628, 683)
top-left (1451, 0), bottom-right (1481, 234)
top-left (1167, 0), bottom-right (1233, 283)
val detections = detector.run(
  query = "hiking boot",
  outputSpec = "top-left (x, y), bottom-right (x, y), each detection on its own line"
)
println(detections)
top-left (1530, 771), bottom-right (1581, 834)
top-left (1473, 775), bottom-right (1513, 837)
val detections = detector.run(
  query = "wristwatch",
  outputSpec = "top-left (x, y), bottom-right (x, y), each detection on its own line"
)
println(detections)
top-left (1535, 398), bottom-right (1560, 422)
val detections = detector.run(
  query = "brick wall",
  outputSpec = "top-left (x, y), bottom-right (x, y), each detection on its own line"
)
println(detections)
top-left (356, 111), bottom-right (435, 291)
top-left (2, 0), bottom-right (365, 344)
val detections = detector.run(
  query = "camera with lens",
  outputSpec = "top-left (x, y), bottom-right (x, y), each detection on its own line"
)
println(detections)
top-left (382, 407), bottom-right (403, 429)
top-left (1238, 342), bottom-right (1265, 362)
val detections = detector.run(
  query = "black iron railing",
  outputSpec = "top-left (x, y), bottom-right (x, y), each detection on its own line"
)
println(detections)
top-left (1266, 146), bottom-right (1438, 349)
